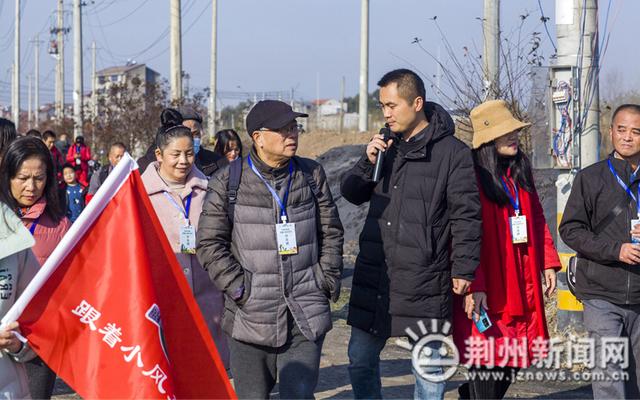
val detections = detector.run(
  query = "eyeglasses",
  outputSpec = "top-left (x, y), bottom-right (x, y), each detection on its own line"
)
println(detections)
top-left (259, 124), bottom-right (303, 136)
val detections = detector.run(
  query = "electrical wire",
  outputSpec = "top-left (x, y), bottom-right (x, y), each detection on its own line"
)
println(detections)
top-left (140, 0), bottom-right (210, 64)
top-left (536, 0), bottom-right (557, 54)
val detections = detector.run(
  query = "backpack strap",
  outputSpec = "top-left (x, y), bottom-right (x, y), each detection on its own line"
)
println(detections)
top-left (293, 157), bottom-right (322, 199)
top-left (227, 158), bottom-right (243, 225)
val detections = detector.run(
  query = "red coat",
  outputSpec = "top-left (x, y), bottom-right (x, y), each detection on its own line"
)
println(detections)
top-left (453, 175), bottom-right (560, 368)
top-left (50, 146), bottom-right (65, 186)
top-left (66, 143), bottom-right (92, 186)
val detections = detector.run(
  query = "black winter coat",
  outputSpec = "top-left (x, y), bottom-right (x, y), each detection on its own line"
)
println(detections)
top-left (341, 102), bottom-right (481, 337)
top-left (559, 154), bottom-right (640, 305)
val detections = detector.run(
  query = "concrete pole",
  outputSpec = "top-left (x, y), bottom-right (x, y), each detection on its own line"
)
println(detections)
top-left (482, 0), bottom-right (500, 99)
top-left (358, 0), bottom-right (369, 132)
top-left (208, 0), bottom-right (217, 137)
top-left (556, 0), bottom-right (600, 169)
top-left (339, 76), bottom-right (345, 134)
top-left (555, 0), bottom-right (600, 330)
top-left (92, 41), bottom-right (97, 120)
top-left (34, 36), bottom-right (40, 126)
top-left (55, 0), bottom-right (65, 122)
top-left (170, 0), bottom-right (183, 102)
top-left (13, 0), bottom-right (20, 131)
top-left (73, 0), bottom-right (83, 138)
top-left (27, 74), bottom-right (32, 129)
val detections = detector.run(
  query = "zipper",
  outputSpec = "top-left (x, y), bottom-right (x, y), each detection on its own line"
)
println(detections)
top-left (627, 205), bottom-right (632, 305)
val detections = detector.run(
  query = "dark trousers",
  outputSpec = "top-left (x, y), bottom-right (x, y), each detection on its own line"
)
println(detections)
top-left (227, 322), bottom-right (324, 399)
top-left (25, 357), bottom-right (56, 399)
top-left (583, 298), bottom-right (640, 399)
top-left (458, 366), bottom-right (519, 400)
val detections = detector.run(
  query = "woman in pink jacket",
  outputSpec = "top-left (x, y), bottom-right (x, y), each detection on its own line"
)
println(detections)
top-left (141, 108), bottom-right (229, 368)
top-left (0, 136), bottom-right (71, 399)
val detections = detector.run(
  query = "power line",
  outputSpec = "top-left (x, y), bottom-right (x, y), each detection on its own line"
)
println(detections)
top-left (141, 0), bottom-right (210, 64)
top-left (90, 0), bottom-right (150, 27)
top-left (536, 0), bottom-right (557, 53)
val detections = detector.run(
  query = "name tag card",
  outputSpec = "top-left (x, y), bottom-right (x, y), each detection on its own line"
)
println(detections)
top-left (180, 224), bottom-right (196, 254)
top-left (276, 222), bottom-right (298, 255)
top-left (509, 215), bottom-right (528, 244)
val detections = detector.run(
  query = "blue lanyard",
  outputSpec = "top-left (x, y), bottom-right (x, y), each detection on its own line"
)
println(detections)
top-left (608, 159), bottom-right (640, 216)
top-left (501, 177), bottom-right (521, 216)
top-left (29, 217), bottom-right (40, 235)
top-left (247, 154), bottom-right (294, 223)
top-left (163, 192), bottom-right (193, 220)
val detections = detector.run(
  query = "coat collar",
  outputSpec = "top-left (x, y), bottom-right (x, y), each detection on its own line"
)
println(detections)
top-left (608, 152), bottom-right (640, 183)
top-left (0, 203), bottom-right (35, 260)
top-left (142, 161), bottom-right (208, 198)
top-left (19, 198), bottom-right (47, 220)
top-left (399, 101), bottom-right (456, 160)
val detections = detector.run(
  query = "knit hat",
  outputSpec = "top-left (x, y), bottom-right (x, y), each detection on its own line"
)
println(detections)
top-left (470, 100), bottom-right (531, 149)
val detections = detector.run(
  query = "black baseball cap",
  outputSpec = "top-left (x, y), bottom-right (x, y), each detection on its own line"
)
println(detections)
top-left (246, 100), bottom-right (308, 136)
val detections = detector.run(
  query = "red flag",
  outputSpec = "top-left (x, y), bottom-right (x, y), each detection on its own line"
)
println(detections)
top-left (2, 155), bottom-right (235, 399)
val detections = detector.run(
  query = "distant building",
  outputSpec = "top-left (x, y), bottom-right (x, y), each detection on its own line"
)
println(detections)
top-left (312, 99), bottom-right (347, 116)
top-left (96, 63), bottom-right (160, 96)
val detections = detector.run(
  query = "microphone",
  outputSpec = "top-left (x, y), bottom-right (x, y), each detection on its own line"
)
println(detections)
top-left (372, 123), bottom-right (392, 183)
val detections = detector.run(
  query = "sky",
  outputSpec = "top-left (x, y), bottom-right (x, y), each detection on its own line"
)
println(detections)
top-left (0, 0), bottom-right (636, 110)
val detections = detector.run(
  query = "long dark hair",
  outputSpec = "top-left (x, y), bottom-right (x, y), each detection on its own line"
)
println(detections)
top-left (472, 142), bottom-right (535, 206)
top-left (155, 108), bottom-right (193, 151)
top-left (0, 136), bottom-right (65, 222)
top-left (214, 129), bottom-right (243, 158)
top-left (0, 118), bottom-right (17, 158)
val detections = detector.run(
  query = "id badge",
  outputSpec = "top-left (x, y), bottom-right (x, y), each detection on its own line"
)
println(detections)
top-left (632, 219), bottom-right (640, 244)
top-left (180, 223), bottom-right (196, 254)
top-left (75, 158), bottom-right (81, 166)
top-left (276, 222), bottom-right (298, 255)
top-left (509, 215), bottom-right (528, 244)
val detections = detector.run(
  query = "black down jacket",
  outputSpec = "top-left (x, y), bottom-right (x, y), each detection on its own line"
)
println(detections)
top-left (341, 102), bottom-right (481, 337)
top-left (560, 154), bottom-right (640, 305)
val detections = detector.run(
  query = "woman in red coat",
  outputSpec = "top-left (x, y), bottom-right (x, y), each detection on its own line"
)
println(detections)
top-left (454, 100), bottom-right (561, 399)
top-left (65, 135), bottom-right (92, 186)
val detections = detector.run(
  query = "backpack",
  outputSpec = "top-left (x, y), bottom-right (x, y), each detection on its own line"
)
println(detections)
top-left (226, 156), bottom-right (322, 225)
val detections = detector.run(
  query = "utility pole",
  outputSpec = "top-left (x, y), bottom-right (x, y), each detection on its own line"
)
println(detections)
top-left (339, 76), bottom-right (345, 134)
top-left (555, 0), bottom-right (600, 330)
top-left (73, 0), bottom-right (83, 138)
top-left (27, 74), bottom-right (32, 129)
top-left (33, 35), bottom-right (40, 126)
top-left (92, 41), bottom-right (97, 121)
top-left (482, 0), bottom-right (500, 99)
top-left (13, 0), bottom-right (20, 131)
top-left (170, 0), bottom-right (183, 102)
top-left (208, 0), bottom-right (217, 137)
top-left (358, 0), bottom-right (369, 132)
top-left (55, 0), bottom-right (65, 122)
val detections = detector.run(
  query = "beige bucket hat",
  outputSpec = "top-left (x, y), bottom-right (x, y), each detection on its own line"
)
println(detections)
top-left (470, 99), bottom-right (531, 149)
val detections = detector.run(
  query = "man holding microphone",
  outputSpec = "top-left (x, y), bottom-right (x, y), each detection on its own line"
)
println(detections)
top-left (341, 69), bottom-right (482, 399)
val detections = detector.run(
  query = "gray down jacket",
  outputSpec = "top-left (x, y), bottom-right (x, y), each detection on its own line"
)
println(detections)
top-left (196, 148), bottom-right (344, 347)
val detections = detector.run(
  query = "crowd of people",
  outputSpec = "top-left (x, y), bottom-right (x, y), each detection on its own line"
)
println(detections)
top-left (0, 68), bottom-right (639, 400)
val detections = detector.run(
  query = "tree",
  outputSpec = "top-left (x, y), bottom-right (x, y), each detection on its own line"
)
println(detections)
top-left (410, 12), bottom-right (547, 151)
top-left (91, 78), bottom-right (168, 158)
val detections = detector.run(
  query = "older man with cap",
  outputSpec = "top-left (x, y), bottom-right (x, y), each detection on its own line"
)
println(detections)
top-left (197, 100), bottom-right (344, 399)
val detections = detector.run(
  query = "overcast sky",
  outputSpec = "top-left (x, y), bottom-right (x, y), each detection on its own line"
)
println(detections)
top-left (0, 0), bottom-right (635, 110)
